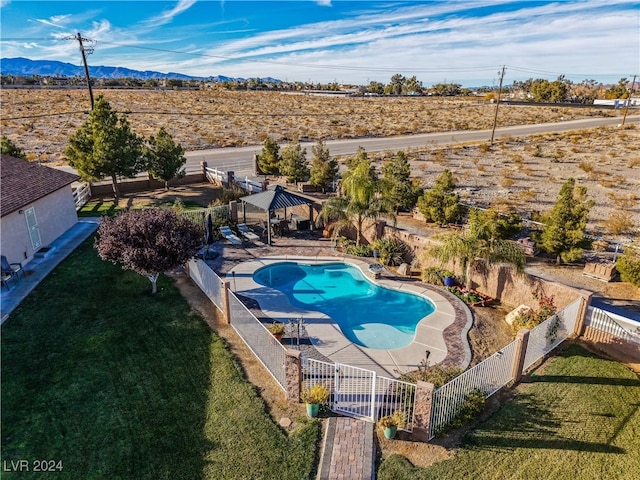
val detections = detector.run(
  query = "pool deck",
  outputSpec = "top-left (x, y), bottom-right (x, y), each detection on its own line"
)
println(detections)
top-left (229, 255), bottom-right (472, 377)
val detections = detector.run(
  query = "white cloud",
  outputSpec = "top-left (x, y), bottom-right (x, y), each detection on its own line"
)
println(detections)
top-left (143, 0), bottom-right (197, 28)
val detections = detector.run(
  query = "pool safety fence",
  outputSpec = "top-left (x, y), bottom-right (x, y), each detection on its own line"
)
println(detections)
top-left (180, 205), bottom-right (231, 230)
top-left (301, 357), bottom-right (417, 432)
top-left (428, 296), bottom-right (584, 439)
top-left (186, 258), bottom-right (598, 442)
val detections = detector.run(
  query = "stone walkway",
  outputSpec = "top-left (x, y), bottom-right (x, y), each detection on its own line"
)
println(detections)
top-left (318, 416), bottom-right (374, 480)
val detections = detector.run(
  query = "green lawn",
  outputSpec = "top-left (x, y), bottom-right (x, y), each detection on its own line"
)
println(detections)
top-left (379, 344), bottom-right (640, 480)
top-left (1, 238), bottom-right (319, 479)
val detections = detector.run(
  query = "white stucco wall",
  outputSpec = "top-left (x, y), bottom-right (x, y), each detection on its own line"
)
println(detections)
top-left (1, 187), bottom-right (78, 266)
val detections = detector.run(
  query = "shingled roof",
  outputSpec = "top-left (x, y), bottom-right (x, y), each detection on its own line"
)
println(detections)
top-left (1, 154), bottom-right (79, 217)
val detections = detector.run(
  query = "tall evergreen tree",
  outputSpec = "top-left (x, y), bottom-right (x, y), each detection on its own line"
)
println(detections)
top-left (257, 136), bottom-right (280, 175)
top-left (417, 169), bottom-right (464, 226)
top-left (66, 95), bottom-right (144, 200)
top-left (380, 151), bottom-right (422, 213)
top-left (540, 178), bottom-right (594, 264)
top-left (145, 127), bottom-right (186, 190)
top-left (309, 139), bottom-right (338, 193)
top-left (279, 138), bottom-right (309, 184)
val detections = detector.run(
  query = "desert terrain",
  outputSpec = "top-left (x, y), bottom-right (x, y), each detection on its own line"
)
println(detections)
top-left (2, 88), bottom-right (638, 245)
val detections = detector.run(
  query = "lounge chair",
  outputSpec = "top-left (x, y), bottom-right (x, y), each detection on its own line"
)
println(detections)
top-left (219, 226), bottom-right (242, 245)
top-left (1, 255), bottom-right (23, 282)
top-left (237, 223), bottom-right (260, 242)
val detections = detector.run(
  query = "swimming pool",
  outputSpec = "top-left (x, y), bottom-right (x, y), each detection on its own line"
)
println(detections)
top-left (253, 262), bottom-right (435, 350)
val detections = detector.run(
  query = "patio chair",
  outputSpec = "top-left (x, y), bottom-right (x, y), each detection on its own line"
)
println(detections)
top-left (1, 272), bottom-right (16, 290)
top-left (237, 223), bottom-right (260, 242)
top-left (219, 226), bottom-right (242, 245)
top-left (1, 255), bottom-right (23, 282)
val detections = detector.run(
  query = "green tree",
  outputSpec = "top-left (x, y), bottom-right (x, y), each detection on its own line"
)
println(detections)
top-left (385, 73), bottom-right (405, 95)
top-left (309, 139), bottom-right (339, 193)
top-left (539, 178), bottom-right (594, 264)
top-left (257, 136), bottom-right (280, 175)
top-left (380, 151), bottom-right (422, 213)
top-left (427, 227), bottom-right (526, 289)
top-left (145, 127), bottom-right (186, 190)
top-left (1, 136), bottom-right (26, 160)
top-left (66, 95), bottom-right (145, 200)
top-left (279, 138), bottom-right (309, 184)
top-left (468, 207), bottom-right (522, 241)
top-left (616, 250), bottom-right (640, 287)
top-left (604, 77), bottom-right (630, 99)
top-left (417, 169), bottom-right (464, 226)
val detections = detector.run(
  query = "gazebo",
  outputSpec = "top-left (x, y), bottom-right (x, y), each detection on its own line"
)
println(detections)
top-left (239, 185), bottom-right (315, 245)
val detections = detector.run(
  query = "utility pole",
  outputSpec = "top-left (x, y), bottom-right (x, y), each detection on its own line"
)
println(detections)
top-left (621, 74), bottom-right (636, 127)
top-left (490, 66), bottom-right (506, 145)
top-left (71, 32), bottom-right (95, 110)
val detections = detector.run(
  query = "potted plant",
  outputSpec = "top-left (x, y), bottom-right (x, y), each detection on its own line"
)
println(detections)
top-left (377, 410), bottom-right (407, 439)
top-left (267, 322), bottom-right (285, 342)
top-left (300, 384), bottom-right (330, 417)
top-left (442, 271), bottom-right (456, 287)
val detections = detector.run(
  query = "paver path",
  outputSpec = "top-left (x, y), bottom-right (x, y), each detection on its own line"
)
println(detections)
top-left (318, 416), bottom-right (374, 480)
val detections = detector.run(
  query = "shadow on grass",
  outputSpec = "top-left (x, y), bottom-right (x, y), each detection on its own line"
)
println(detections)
top-left (465, 392), bottom-right (626, 454)
top-left (525, 375), bottom-right (640, 387)
top-left (1, 238), bottom-right (214, 479)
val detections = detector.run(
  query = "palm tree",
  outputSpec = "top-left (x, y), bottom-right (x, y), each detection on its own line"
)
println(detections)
top-left (428, 231), bottom-right (526, 289)
top-left (320, 154), bottom-right (389, 246)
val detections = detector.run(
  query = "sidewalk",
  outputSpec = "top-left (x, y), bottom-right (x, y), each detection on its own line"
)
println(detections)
top-left (318, 416), bottom-right (375, 480)
top-left (1, 219), bottom-right (99, 323)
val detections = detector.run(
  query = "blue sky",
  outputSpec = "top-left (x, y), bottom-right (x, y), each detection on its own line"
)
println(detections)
top-left (1, 1), bottom-right (638, 86)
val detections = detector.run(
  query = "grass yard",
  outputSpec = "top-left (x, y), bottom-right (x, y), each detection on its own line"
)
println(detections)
top-left (378, 344), bottom-right (640, 480)
top-left (1, 238), bottom-right (320, 479)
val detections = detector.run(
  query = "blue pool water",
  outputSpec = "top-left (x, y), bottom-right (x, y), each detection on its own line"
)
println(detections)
top-left (253, 262), bottom-right (435, 350)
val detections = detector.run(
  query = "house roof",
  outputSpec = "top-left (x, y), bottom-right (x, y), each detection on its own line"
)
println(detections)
top-left (1, 155), bottom-right (80, 217)
top-left (239, 185), bottom-right (313, 211)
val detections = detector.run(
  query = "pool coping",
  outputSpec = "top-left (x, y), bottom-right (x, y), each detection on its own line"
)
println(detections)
top-left (228, 255), bottom-right (472, 378)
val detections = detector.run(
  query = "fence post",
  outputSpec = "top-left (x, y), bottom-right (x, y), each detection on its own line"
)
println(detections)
top-left (221, 281), bottom-right (231, 325)
top-left (411, 381), bottom-right (434, 442)
top-left (229, 200), bottom-right (238, 223)
top-left (512, 329), bottom-right (530, 383)
top-left (284, 349), bottom-right (302, 401)
top-left (573, 291), bottom-right (594, 337)
top-left (201, 161), bottom-right (208, 182)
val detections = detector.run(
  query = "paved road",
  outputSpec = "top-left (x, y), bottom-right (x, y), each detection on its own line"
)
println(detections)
top-left (183, 114), bottom-right (640, 176)
top-left (56, 114), bottom-right (639, 177)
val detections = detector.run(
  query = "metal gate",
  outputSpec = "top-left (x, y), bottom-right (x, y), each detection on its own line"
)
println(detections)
top-left (302, 357), bottom-right (416, 431)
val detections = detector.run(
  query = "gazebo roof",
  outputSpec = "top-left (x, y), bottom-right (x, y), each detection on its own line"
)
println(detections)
top-left (239, 185), bottom-right (313, 211)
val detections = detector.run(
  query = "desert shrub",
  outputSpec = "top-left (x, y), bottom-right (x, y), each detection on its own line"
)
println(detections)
top-left (616, 253), bottom-right (640, 287)
top-left (371, 237), bottom-right (409, 266)
top-left (604, 212), bottom-right (636, 236)
top-left (435, 389), bottom-right (487, 435)
top-left (398, 362), bottom-right (463, 388)
top-left (420, 267), bottom-right (454, 286)
top-left (511, 294), bottom-right (557, 336)
top-left (578, 161), bottom-right (594, 173)
top-left (478, 142), bottom-right (491, 153)
top-left (345, 244), bottom-right (372, 257)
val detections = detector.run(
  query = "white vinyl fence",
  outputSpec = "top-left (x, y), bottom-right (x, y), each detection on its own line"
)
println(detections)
top-left (302, 357), bottom-right (417, 431)
top-left (73, 182), bottom-right (91, 210)
top-left (586, 307), bottom-right (640, 344)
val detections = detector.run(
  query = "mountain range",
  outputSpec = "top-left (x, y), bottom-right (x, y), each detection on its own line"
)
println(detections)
top-left (0, 57), bottom-right (279, 83)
